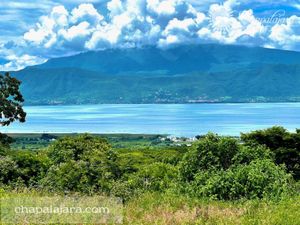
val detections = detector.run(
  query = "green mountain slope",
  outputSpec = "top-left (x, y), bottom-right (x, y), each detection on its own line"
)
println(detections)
top-left (11, 44), bottom-right (300, 105)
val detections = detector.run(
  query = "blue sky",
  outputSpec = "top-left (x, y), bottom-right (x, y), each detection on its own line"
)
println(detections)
top-left (1, 0), bottom-right (300, 71)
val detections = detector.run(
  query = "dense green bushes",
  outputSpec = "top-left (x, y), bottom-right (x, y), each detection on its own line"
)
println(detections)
top-left (178, 133), bottom-right (291, 200)
top-left (111, 162), bottom-right (178, 201)
top-left (0, 133), bottom-right (14, 148)
top-left (186, 159), bottom-right (290, 200)
top-left (179, 134), bottom-right (239, 181)
top-left (0, 150), bottom-right (49, 187)
top-left (0, 156), bottom-right (19, 184)
top-left (10, 150), bottom-right (50, 186)
top-left (0, 133), bottom-right (13, 156)
top-left (0, 128), bottom-right (298, 201)
top-left (241, 126), bottom-right (300, 180)
top-left (126, 162), bottom-right (178, 192)
top-left (232, 144), bottom-right (274, 165)
top-left (41, 135), bottom-right (120, 193)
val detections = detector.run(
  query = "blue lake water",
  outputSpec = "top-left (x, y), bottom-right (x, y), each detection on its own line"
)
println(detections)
top-left (2, 103), bottom-right (300, 136)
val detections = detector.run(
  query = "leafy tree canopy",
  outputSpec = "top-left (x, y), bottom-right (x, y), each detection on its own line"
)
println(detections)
top-left (241, 126), bottom-right (300, 180)
top-left (0, 72), bottom-right (26, 126)
top-left (42, 134), bottom-right (121, 193)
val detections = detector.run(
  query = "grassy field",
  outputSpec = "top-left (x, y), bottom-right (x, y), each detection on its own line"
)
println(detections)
top-left (125, 193), bottom-right (300, 225)
top-left (1, 190), bottom-right (299, 225)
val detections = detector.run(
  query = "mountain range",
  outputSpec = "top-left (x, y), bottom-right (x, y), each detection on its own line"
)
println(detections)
top-left (9, 44), bottom-right (300, 105)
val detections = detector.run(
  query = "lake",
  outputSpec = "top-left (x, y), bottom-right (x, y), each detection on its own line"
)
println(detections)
top-left (2, 103), bottom-right (300, 136)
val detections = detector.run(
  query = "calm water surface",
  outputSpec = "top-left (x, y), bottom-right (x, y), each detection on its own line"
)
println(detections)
top-left (3, 103), bottom-right (300, 136)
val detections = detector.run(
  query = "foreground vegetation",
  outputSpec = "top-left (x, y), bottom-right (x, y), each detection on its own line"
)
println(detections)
top-left (125, 193), bottom-right (300, 225)
top-left (0, 126), bottom-right (299, 224)
top-left (1, 190), bottom-right (299, 225)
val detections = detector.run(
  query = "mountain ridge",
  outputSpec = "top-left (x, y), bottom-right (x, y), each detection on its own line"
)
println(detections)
top-left (10, 44), bottom-right (300, 105)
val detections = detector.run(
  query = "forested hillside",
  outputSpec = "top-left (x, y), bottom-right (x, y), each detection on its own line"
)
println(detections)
top-left (11, 44), bottom-right (300, 105)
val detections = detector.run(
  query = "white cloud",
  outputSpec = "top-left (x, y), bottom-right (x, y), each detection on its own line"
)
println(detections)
top-left (107, 0), bottom-right (124, 17)
top-left (158, 34), bottom-right (180, 46)
top-left (165, 18), bottom-right (197, 33)
top-left (60, 22), bottom-right (91, 40)
top-left (51, 5), bottom-right (69, 26)
top-left (24, 17), bottom-right (55, 44)
top-left (269, 15), bottom-right (300, 51)
top-left (147, 0), bottom-right (177, 15)
top-left (293, 4), bottom-right (300, 10)
top-left (86, 25), bottom-right (121, 49)
top-left (1, 0), bottom-right (300, 71)
top-left (0, 54), bottom-right (46, 71)
top-left (238, 10), bottom-right (265, 37)
top-left (158, 13), bottom-right (206, 47)
top-left (23, 5), bottom-right (69, 47)
top-left (198, 5), bottom-right (265, 44)
top-left (71, 3), bottom-right (104, 25)
top-left (23, 4), bottom-right (104, 53)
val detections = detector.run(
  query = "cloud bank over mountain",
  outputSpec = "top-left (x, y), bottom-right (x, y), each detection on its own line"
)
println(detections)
top-left (1, 0), bottom-right (300, 71)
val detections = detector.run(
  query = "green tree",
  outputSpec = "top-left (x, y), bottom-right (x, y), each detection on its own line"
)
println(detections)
top-left (179, 133), bottom-right (239, 181)
top-left (232, 144), bottom-right (274, 165)
top-left (0, 72), bottom-right (26, 126)
top-left (241, 126), bottom-right (300, 180)
top-left (128, 162), bottom-right (178, 192)
top-left (0, 72), bottom-right (26, 149)
top-left (0, 133), bottom-right (14, 148)
top-left (0, 156), bottom-right (19, 185)
top-left (189, 159), bottom-right (290, 200)
top-left (8, 150), bottom-right (50, 186)
top-left (110, 162), bottom-right (178, 201)
top-left (41, 135), bottom-right (120, 193)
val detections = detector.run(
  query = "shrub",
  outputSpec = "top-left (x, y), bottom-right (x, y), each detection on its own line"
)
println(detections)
top-left (0, 148), bottom-right (50, 187)
top-left (110, 180), bottom-right (138, 202)
top-left (128, 162), bottom-right (178, 192)
top-left (47, 134), bottom-right (111, 164)
top-left (110, 163), bottom-right (178, 201)
top-left (9, 150), bottom-right (50, 186)
top-left (0, 156), bottom-right (19, 185)
top-left (179, 132), bottom-right (292, 200)
top-left (179, 133), bottom-right (239, 181)
top-left (0, 133), bottom-right (13, 148)
top-left (41, 135), bottom-right (120, 193)
top-left (41, 160), bottom-right (95, 193)
top-left (188, 160), bottom-right (290, 200)
top-left (0, 144), bottom-right (8, 156)
top-left (232, 144), bottom-right (274, 165)
top-left (0, 133), bottom-right (13, 156)
top-left (241, 126), bottom-right (300, 180)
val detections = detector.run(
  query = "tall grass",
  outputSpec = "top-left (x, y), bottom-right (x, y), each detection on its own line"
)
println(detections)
top-left (124, 192), bottom-right (300, 225)
top-left (1, 190), bottom-right (299, 225)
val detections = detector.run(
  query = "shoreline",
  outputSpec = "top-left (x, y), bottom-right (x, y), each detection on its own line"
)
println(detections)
top-left (5, 133), bottom-right (240, 139)
top-left (22, 101), bottom-right (300, 107)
